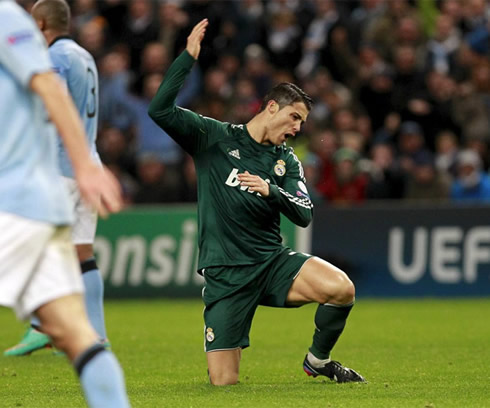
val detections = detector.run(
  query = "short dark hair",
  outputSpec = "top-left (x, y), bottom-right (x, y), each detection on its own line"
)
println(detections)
top-left (260, 82), bottom-right (313, 112)
top-left (33, 0), bottom-right (70, 33)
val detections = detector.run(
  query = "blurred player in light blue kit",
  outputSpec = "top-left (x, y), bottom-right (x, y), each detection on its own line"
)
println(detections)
top-left (5, 0), bottom-right (108, 356)
top-left (0, 0), bottom-right (130, 406)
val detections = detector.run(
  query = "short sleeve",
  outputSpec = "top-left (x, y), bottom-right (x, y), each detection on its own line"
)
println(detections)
top-left (0, 2), bottom-right (52, 88)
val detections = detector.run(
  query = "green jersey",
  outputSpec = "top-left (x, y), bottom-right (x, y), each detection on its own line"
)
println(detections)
top-left (149, 51), bottom-right (313, 269)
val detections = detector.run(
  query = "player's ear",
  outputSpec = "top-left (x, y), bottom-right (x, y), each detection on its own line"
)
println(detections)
top-left (34, 17), bottom-right (45, 31)
top-left (267, 100), bottom-right (278, 114)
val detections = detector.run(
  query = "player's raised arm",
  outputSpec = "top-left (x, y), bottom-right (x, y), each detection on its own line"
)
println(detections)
top-left (186, 18), bottom-right (208, 60)
top-left (30, 71), bottom-right (122, 217)
top-left (148, 18), bottom-right (224, 156)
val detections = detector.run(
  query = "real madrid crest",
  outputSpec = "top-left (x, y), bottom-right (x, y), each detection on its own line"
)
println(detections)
top-left (274, 159), bottom-right (286, 177)
top-left (206, 327), bottom-right (215, 342)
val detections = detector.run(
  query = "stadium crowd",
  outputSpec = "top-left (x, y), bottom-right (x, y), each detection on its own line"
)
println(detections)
top-left (19, 0), bottom-right (490, 205)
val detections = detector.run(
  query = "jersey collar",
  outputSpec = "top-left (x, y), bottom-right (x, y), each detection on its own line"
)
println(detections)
top-left (49, 35), bottom-right (72, 47)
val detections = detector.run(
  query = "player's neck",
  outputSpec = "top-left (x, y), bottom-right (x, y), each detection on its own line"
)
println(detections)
top-left (246, 112), bottom-right (271, 145)
top-left (44, 30), bottom-right (68, 46)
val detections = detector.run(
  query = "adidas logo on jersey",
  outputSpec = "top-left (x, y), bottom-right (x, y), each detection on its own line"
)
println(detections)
top-left (228, 149), bottom-right (241, 159)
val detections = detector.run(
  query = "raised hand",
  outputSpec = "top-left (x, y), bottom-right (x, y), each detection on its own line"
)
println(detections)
top-left (186, 18), bottom-right (208, 60)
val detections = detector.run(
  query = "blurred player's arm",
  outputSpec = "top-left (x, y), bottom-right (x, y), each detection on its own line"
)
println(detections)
top-left (30, 71), bottom-right (122, 217)
top-left (148, 19), bottom-right (221, 155)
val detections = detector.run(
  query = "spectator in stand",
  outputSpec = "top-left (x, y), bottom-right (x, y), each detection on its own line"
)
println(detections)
top-left (16, 0), bottom-right (488, 205)
top-left (302, 152), bottom-right (324, 204)
top-left (118, 73), bottom-right (183, 166)
top-left (463, 0), bottom-right (490, 33)
top-left (97, 127), bottom-right (136, 179)
top-left (227, 77), bottom-right (262, 124)
top-left (263, 9), bottom-right (302, 72)
top-left (339, 131), bottom-right (366, 155)
top-left (403, 70), bottom-right (460, 151)
top-left (331, 108), bottom-right (358, 133)
top-left (98, 0), bottom-right (128, 47)
top-left (466, 135), bottom-right (490, 172)
top-left (318, 147), bottom-right (368, 204)
top-left (132, 42), bottom-right (169, 95)
top-left (133, 153), bottom-right (180, 204)
top-left (242, 44), bottom-right (273, 98)
top-left (123, 0), bottom-right (159, 72)
top-left (364, 0), bottom-right (419, 61)
top-left (391, 45), bottom-right (426, 114)
top-left (404, 150), bottom-right (450, 201)
top-left (440, 0), bottom-right (466, 33)
top-left (303, 67), bottom-right (352, 125)
top-left (365, 142), bottom-right (406, 199)
top-left (450, 149), bottom-right (490, 201)
top-left (425, 13), bottom-right (462, 75)
top-left (349, 0), bottom-right (386, 51)
top-left (393, 15), bottom-right (427, 69)
top-left (77, 19), bottom-right (108, 64)
top-left (71, 0), bottom-right (100, 33)
top-left (452, 61), bottom-right (490, 146)
top-left (397, 121), bottom-right (431, 175)
top-left (434, 130), bottom-right (460, 179)
top-left (357, 42), bottom-right (390, 84)
top-left (321, 24), bottom-right (359, 88)
top-left (296, 0), bottom-right (341, 79)
top-left (98, 48), bottom-right (136, 132)
top-left (359, 64), bottom-right (395, 132)
top-left (157, 1), bottom-right (189, 60)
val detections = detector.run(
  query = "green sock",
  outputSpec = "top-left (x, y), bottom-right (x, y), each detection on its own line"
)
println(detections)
top-left (309, 303), bottom-right (354, 360)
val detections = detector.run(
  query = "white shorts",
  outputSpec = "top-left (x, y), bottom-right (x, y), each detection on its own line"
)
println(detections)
top-left (0, 212), bottom-right (84, 320)
top-left (63, 177), bottom-right (98, 245)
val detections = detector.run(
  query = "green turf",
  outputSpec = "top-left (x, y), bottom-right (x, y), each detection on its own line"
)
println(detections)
top-left (1, 298), bottom-right (490, 408)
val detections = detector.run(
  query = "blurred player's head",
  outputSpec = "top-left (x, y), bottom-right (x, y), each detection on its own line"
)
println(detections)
top-left (32, 0), bottom-right (70, 35)
top-left (260, 82), bottom-right (312, 112)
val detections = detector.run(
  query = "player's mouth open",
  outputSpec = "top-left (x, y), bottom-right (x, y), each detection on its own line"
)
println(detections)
top-left (284, 133), bottom-right (294, 139)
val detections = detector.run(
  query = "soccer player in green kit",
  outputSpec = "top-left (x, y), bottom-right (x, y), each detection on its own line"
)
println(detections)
top-left (149, 19), bottom-right (366, 386)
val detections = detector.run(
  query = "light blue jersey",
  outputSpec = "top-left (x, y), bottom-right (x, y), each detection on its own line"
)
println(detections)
top-left (0, 0), bottom-right (72, 225)
top-left (49, 37), bottom-right (101, 178)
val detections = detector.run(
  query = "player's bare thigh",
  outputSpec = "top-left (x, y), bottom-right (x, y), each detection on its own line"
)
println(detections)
top-left (286, 257), bottom-right (355, 306)
top-left (207, 348), bottom-right (241, 386)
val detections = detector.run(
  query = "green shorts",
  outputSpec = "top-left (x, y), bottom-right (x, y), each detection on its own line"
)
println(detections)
top-left (202, 247), bottom-right (312, 352)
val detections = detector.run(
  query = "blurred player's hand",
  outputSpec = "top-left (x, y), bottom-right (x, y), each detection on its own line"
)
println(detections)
top-left (186, 18), bottom-right (208, 59)
top-left (76, 163), bottom-right (123, 218)
top-left (238, 171), bottom-right (270, 197)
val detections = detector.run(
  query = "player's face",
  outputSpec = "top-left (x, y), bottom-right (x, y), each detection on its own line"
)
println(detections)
top-left (267, 102), bottom-right (309, 146)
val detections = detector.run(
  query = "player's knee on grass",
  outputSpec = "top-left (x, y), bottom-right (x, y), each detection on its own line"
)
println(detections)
top-left (207, 350), bottom-right (240, 386)
top-left (209, 370), bottom-right (239, 386)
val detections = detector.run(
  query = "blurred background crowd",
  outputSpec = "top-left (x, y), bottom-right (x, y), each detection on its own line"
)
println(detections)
top-left (19, 0), bottom-right (490, 205)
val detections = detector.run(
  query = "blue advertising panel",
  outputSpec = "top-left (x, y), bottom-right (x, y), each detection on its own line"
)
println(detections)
top-left (312, 204), bottom-right (490, 297)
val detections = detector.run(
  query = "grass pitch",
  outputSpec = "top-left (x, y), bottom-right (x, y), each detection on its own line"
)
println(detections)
top-left (1, 298), bottom-right (489, 408)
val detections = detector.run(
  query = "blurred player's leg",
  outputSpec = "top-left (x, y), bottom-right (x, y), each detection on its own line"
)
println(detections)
top-left (4, 252), bottom-right (108, 356)
top-left (82, 260), bottom-right (107, 340)
top-left (36, 295), bottom-right (129, 407)
top-left (71, 177), bottom-right (109, 343)
top-left (79, 252), bottom-right (108, 342)
top-left (3, 325), bottom-right (51, 356)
